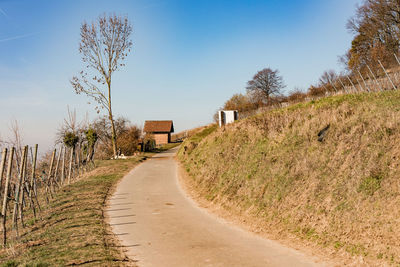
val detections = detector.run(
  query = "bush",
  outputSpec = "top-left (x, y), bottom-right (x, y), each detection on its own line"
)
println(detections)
top-left (63, 132), bottom-right (79, 148)
top-left (92, 116), bottom-right (141, 159)
top-left (308, 85), bottom-right (327, 97)
top-left (288, 90), bottom-right (307, 103)
top-left (118, 125), bottom-right (141, 155)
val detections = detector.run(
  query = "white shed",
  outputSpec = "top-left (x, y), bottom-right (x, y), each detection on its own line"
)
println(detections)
top-left (218, 110), bottom-right (238, 127)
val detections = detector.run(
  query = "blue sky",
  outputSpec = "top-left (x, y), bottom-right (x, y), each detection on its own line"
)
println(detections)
top-left (0, 0), bottom-right (360, 150)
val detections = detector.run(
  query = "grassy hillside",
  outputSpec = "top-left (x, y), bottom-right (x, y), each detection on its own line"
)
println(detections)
top-left (0, 156), bottom-right (146, 267)
top-left (178, 91), bottom-right (400, 266)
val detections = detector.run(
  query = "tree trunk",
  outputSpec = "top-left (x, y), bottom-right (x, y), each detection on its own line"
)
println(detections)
top-left (110, 115), bottom-right (117, 158)
top-left (107, 82), bottom-right (118, 158)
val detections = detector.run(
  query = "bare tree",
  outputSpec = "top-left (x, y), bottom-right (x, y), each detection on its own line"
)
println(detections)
top-left (56, 106), bottom-right (81, 143)
top-left (319, 70), bottom-right (338, 87)
top-left (71, 14), bottom-right (133, 158)
top-left (9, 120), bottom-right (23, 161)
top-left (246, 68), bottom-right (285, 105)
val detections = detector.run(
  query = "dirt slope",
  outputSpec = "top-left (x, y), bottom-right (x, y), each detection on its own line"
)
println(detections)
top-left (178, 91), bottom-right (400, 266)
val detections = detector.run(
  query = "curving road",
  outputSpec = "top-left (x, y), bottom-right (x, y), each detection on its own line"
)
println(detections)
top-left (107, 147), bottom-right (328, 267)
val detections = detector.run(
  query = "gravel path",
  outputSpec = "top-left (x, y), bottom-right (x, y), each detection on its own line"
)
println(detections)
top-left (107, 147), bottom-right (328, 267)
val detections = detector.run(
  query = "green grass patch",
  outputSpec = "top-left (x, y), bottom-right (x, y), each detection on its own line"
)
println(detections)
top-left (358, 175), bottom-right (382, 196)
top-left (153, 142), bottom-right (181, 152)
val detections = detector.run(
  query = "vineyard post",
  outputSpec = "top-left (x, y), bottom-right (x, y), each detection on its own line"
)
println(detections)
top-left (1, 147), bottom-right (14, 246)
top-left (76, 144), bottom-right (81, 175)
top-left (327, 78), bottom-right (338, 93)
top-left (12, 145), bottom-right (27, 237)
top-left (394, 53), bottom-right (400, 66)
top-left (346, 76), bottom-right (357, 93)
top-left (18, 147), bottom-right (28, 228)
top-left (47, 149), bottom-right (56, 197)
top-left (358, 71), bottom-right (370, 92)
top-left (365, 73), bottom-right (374, 91)
top-left (338, 78), bottom-right (348, 93)
top-left (68, 148), bottom-right (73, 184)
top-left (61, 146), bottom-right (66, 185)
top-left (29, 144), bottom-right (41, 214)
top-left (54, 146), bottom-right (62, 188)
top-left (355, 76), bottom-right (364, 92)
top-left (0, 148), bottom-right (8, 195)
top-left (366, 64), bottom-right (382, 92)
top-left (378, 60), bottom-right (396, 90)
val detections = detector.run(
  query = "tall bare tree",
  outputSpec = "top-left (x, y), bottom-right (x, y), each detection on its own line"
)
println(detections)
top-left (71, 14), bottom-right (133, 158)
top-left (246, 68), bottom-right (285, 105)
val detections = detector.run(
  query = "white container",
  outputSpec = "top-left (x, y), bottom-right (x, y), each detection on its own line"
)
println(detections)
top-left (218, 110), bottom-right (238, 127)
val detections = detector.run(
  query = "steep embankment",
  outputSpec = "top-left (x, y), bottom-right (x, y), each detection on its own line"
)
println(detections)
top-left (178, 91), bottom-right (400, 266)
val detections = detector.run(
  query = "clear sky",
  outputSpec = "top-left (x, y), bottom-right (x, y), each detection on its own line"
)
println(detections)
top-left (0, 0), bottom-right (360, 151)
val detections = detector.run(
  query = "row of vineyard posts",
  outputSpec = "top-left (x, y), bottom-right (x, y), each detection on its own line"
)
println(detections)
top-left (0, 142), bottom-right (96, 246)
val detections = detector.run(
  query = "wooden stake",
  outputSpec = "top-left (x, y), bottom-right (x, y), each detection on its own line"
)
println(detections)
top-left (355, 76), bottom-right (364, 92)
top-left (378, 60), bottom-right (396, 90)
top-left (2, 147), bottom-right (14, 246)
top-left (61, 146), bottom-right (66, 185)
top-left (68, 148), bottom-right (73, 184)
top-left (76, 145), bottom-right (80, 175)
top-left (54, 146), bottom-right (62, 188)
top-left (338, 78), bottom-right (348, 93)
top-left (358, 70), bottom-right (370, 92)
top-left (29, 144), bottom-right (38, 199)
top-left (366, 64), bottom-right (382, 92)
top-left (18, 146), bottom-right (28, 228)
top-left (12, 146), bottom-right (27, 237)
top-left (29, 145), bottom-right (41, 214)
top-left (327, 77), bottom-right (338, 93)
top-left (346, 76), bottom-right (357, 93)
top-left (0, 148), bottom-right (8, 196)
top-left (394, 53), bottom-right (400, 66)
top-left (46, 149), bottom-right (56, 197)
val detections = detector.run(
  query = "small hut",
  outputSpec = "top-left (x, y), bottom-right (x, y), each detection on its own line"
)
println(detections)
top-left (143, 120), bottom-right (174, 146)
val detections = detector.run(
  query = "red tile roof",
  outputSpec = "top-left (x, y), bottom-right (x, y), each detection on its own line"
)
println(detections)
top-left (143, 120), bottom-right (174, 133)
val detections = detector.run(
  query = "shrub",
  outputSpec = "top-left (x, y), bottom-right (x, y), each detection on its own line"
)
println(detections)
top-left (118, 125), bottom-right (141, 155)
top-left (63, 131), bottom-right (79, 148)
top-left (288, 89), bottom-right (307, 103)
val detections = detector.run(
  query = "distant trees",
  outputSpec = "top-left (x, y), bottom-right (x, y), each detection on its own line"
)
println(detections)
top-left (214, 1), bottom-right (400, 121)
top-left (246, 68), bottom-right (285, 105)
top-left (346, 0), bottom-right (400, 72)
top-left (223, 94), bottom-right (254, 112)
top-left (71, 14), bottom-right (133, 158)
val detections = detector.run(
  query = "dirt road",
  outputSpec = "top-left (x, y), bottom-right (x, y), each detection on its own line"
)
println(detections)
top-left (107, 147), bottom-right (328, 267)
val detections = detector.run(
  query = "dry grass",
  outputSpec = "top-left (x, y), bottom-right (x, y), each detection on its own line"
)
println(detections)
top-left (0, 156), bottom-right (147, 266)
top-left (178, 90), bottom-right (400, 266)
top-left (172, 125), bottom-right (213, 142)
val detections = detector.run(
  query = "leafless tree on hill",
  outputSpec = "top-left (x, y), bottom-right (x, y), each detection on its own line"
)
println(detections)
top-left (9, 120), bottom-right (24, 162)
top-left (56, 107), bottom-right (82, 144)
top-left (71, 14), bottom-right (133, 158)
top-left (246, 68), bottom-right (285, 106)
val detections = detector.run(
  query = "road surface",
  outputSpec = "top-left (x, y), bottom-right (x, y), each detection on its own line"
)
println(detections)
top-left (107, 147), bottom-right (328, 267)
